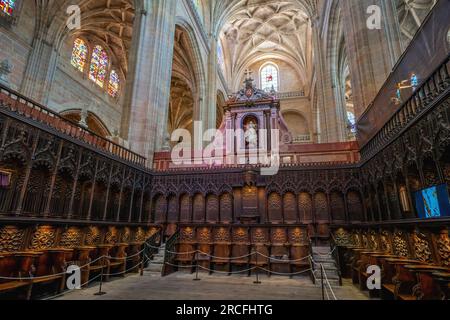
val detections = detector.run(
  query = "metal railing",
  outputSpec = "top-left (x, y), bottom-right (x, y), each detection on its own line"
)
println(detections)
top-left (0, 83), bottom-right (147, 167)
top-left (330, 232), bottom-right (343, 286)
top-left (162, 230), bottom-right (180, 277)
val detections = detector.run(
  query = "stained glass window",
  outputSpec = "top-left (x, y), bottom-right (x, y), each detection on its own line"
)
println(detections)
top-left (108, 70), bottom-right (120, 98)
top-left (89, 45), bottom-right (109, 88)
top-left (347, 111), bottom-right (356, 133)
top-left (71, 38), bottom-right (88, 72)
top-left (261, 64), bottom-right (279, 92)
top-left (217, 41), bottom-right (225, 75)
top-left (0, 0), bottom-right (16, 16)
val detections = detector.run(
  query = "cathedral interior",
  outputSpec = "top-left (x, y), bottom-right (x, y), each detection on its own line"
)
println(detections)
top-left (0, 0), bottom-right (449, 302)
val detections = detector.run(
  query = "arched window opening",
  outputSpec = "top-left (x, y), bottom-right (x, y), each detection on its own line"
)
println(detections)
top-left (71, 38), bottom-right (88, 72)
top-left (108, 70), bottom-right (120, 98)
top-left (89, 45), bottom-right (109, 88)
top-left (217, 40), bottom-right (225, 75)
top-left (343, 64), bottom-right (356, 138)
top-left (260, 64), bottom-right (279, 92)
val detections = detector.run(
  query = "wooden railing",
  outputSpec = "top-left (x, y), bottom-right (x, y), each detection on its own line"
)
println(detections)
top-left (360, 55), bottom-right (450, 161)
top-left (357, 0), bottom-right (450, 148)
top-left (0, 83), bottom-right (146, 167)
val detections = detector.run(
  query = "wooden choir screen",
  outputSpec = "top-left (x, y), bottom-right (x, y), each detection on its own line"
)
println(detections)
top-left (268, 193), bottom-right (282, 223)
top-left (206, 194), bottom-right (219, 223)
top-left (283, 192), bottom-right (297, 223)
top-left (330, 191), bottom-right (345, 222)
top-left (220, 193), bottom-right (233, 223)
top-left (193, 194), bottom-right (205, 223)
top-left (179, 194), bottom-right (191, 222)
top-left (298, 192), bottom-right (312, 223)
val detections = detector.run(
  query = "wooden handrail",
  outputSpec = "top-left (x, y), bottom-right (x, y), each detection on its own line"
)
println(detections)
top-left (0, 82), bottom-right (147, 167)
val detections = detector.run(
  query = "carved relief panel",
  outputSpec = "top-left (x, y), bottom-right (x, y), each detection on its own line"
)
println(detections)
top-left (288, 227), bottom-right (308, 244)
top-left (0, 225), bottom-right (25, 252)
top-left (380, 230), bottom-right (392, 253)
top-left (271, 228), bottom-right (287, 244)
top-left (412, 231), bottom-right (433, 263)
top-left (197, 227), bottom-right (212, 244)
top-left (251, 228), bottom-right (269, 244)
top-left (85, 226), bottom-right (102, 246)
top-left (180, 227), bottom-right (195, 243)
top-left (105, 227), bottom-right (118, 245)
top-left (60, 227), bottom-right (82, 248)
top-left (393, 230), bottom-right (409, 257)
top-left (29, 226), bottom-right (56, 250)
top-left (232, 227), bottom-right (249, 243)
top-left (214, 227), bottom-right (231, 243)
top-left (435, 229), bottom-right (450, 266)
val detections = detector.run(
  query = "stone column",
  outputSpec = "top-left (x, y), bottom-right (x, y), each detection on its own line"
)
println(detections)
top-left (340, 0), bottom-right (403, 117)
top-left (127, 0), bottom-right (177, 164)
top-left (21, 31), bottom-right (59, 104)
top-left (311, 17), bottom-right (342, 143)
top-left (205, 36), bottom-right (218, 131)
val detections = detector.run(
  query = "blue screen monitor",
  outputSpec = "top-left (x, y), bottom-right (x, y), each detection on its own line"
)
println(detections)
top-left (414, 184), bottom-right (450, 219)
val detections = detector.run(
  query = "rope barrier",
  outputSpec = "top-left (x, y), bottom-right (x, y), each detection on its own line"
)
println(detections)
top-left (104, 257), bottom-right (150, 277)
top-left (43, 273), bottom-right (103, 301)
top-left (0, 255), bottom-right (108, 281)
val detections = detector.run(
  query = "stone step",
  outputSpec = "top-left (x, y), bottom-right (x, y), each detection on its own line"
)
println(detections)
top-left (312, 246), bottom-right (331, 252)
top-left (146, 263), bottom-right (164, 273)
top-left (151, 259), bottom-right (164, 264)
top-left (314, 279), bottom-right (341, 287)
top-left (313, 269), bottom-right (340, 279)
top-left (312, 262), bottom-right (336, 269)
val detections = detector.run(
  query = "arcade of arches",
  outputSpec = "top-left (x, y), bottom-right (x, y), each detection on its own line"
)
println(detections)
top-left (0, 0), bottom-right (450, 300)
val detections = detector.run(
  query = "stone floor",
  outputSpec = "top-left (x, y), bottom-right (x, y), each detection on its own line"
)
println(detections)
top-left (56, 271), bottom-right (369, 300)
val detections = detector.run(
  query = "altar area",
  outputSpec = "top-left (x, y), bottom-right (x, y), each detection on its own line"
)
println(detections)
top-left (154, 75), bottom-right (359, 172)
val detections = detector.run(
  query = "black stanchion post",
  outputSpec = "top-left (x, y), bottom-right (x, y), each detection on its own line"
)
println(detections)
top-left (94, 264), bottom-right (106, 296)
top-left (254, 250), bottom-right (261, 285)
top-left (193, 253), bottom-right (201, 281)
top-left (140, 245), bottom-right (146, 276)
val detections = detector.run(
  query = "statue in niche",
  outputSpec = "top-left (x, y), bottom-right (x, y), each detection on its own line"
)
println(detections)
top-left (245, 120), bottom-right (258, 149)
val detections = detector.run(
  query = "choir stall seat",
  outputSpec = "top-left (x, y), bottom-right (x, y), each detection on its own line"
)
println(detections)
top-left (71, 246), bottom-right (95, 285)
top-left (126, 242), bottom-right (144, 273)
top-left (195, 230), bottom-right (212, 273)
top-left (249, 244), bottom-right (271, 276)
top-left (403, 264), bottom-right (450, 300)
top-left (107, 243), bottom-right (128, 279)
top-left (30, 248), bottom-right (72, 298)
top-left (0, 252), bottom-right (41, 300)
top-left (270, 243), bottom-right (290, 275)
top-left (210, 243), bottom-right (231, 275)
top-left (230, 228), bottom-right (250, 274)
top-left (175, 241), bottom-right (196, 271)
top-left (381, 258), bottom-right (423, 300)
top-left (230, 242), bottom-right (251, 274)
top-left (289, 244), bottom-right (311, 277)
top-left (92, 245), bottom-right (114, 281)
